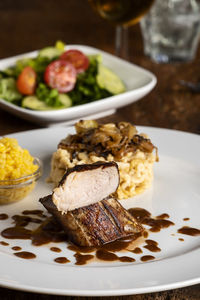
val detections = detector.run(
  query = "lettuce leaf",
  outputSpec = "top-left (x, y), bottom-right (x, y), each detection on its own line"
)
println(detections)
top-left (36, 83), bottom-right (63, 107)
top-left (0, 78), bottom-right (22, 102)
top-left (68, 56), bottom-right (112, 106)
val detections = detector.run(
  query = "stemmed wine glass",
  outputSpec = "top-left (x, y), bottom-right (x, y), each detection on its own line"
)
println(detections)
top-left (88, 0), bottom-right (155, 60)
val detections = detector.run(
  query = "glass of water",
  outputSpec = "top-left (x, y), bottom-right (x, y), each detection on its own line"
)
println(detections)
top-left (140, 0), bottom-right (200, 63)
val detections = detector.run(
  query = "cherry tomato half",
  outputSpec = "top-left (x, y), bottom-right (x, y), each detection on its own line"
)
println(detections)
top-left (60, 50), bottom-right (89, 74)
top-left (17, 66), bottom-right (37, 95)
top-left (44, 60), bottom-right (77, 93)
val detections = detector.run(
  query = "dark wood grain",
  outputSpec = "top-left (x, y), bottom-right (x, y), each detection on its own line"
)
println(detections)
top-left (0, 0), bottom-right (199, 299)
top-left (0, 284), bottom-right (200, 300)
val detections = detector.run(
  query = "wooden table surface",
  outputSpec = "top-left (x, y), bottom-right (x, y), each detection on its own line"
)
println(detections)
top-left (0, 1), bottom-right (199, 299)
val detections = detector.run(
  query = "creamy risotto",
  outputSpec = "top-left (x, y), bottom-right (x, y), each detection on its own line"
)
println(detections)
top-left (48, 120), bottom-right (158, 200)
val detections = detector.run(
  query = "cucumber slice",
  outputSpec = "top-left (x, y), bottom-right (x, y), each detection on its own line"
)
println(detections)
top-left (22, 95), bottom-right (72, 111)
top-left (38, 47), bottom-right (63, 59)
top-left (97, 65), bottom-right (125, 95)
top-left (58, 93), bottom-right (72, 108)
top-left (22, 96), bottom-right (55, 111)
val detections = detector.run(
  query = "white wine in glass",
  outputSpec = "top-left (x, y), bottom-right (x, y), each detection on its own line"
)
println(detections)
top-left (88, 0), bottom-right (154, 60)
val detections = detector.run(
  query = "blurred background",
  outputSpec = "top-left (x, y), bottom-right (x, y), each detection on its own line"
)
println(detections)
top-left (0, 1), bottom-right (200, 299)
top-left (0, 1), bottom-right (143, 63)
top-left (0, 0), bottom-right (200, 135)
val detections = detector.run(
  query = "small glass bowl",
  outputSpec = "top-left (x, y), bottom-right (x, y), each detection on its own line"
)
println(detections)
top-left (0, 157), bottom-right (42, 205)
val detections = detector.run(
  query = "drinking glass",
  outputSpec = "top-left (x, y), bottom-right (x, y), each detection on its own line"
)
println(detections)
top-left (140, 0), bottom-right (200, 63)
top-left (88, 0), bottom-right (155, 60)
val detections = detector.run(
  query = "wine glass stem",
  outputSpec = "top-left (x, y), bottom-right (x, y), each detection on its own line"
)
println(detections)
top-left (115, 25), bottom-right (129, 60)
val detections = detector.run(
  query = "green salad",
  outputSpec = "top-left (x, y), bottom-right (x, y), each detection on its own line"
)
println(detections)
top-left (0, 41), bottom-right (126, 111)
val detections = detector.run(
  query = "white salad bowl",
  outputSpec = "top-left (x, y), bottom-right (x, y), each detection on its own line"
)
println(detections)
top-left (0, 45), bottom-right (157, 126)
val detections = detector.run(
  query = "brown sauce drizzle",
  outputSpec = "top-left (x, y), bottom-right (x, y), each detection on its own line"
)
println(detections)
top-left (179, 238), bottom-right (184, 242)
top-left (1, 214), bottom-right (67, 245)
top-left (2, 207), bottom-right (197, 266)
top-left (14, 251), bottom-right (36, 259)
top-left (68, 244), bottom-right (95, 253)
top-left (95, 249), bottom-right (135, 263)
top-left (0, 214), bottom-right (8, 220)
top-left (54, 257), bottom-right (70, 264)
top-left (131, 247), bottom-right (143, 254)
top-left (12, 246), bottom-right (22, 251)
top-left (128, 208), bottom-right (151, 222)
top-left (119, 256), bottom-right (135, 263)
top-left (31, 218), bottom-right (66, 246)
top-left (2, 226), bottom-right (32, 240)
top-left (96, 249), bottom-right (119, 261)
top-left (22, 209), bottom-right (46, 217)
top-left (178, 226), bottom-right (200, 236)
top-left (98, 238), bottom-right (137, 252)
top-left (140, 255), bottom-right (155, 262)
top-left (74, 253), bottom-right (94, 265)
top-left (156, 213), bottom-right (169, 219)
top-left (0, 241), bottom-right (9, 246)
top-left (183, 218), bottom-right (190, 221)
top-left (128, 208), bottom-right (174, 232)
top-left (146, 219), bottom-right (174, 233)
top-left (143, 231), bottom-right (148, 238)
top-left (50, 247), bottom-right (61, 253)
top-left (143, 239), bottom-right (161, 252)
top-left (68, 235), bottom-right (142, 264)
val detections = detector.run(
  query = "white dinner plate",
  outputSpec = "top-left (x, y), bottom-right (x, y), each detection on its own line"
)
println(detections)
top-left (0, 45), bottom-right (156, 126)
top-left (0, 126), bottom-right (199, 296)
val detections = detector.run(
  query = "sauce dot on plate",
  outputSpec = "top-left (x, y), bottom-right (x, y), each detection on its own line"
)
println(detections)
top-left (54, 257), bottom-right (70, 264)
top-left (140, 255), bottom-right (155, 262)
top-left (0, 241), bottom-right (9, 246)
top-left (12, 246), bottom-right (22, 251)
top-left (14, 251), bottom-right (36, 259)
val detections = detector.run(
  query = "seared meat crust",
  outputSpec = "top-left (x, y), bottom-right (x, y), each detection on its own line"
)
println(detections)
top-left (40, 195), bottom-right (143, 247)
